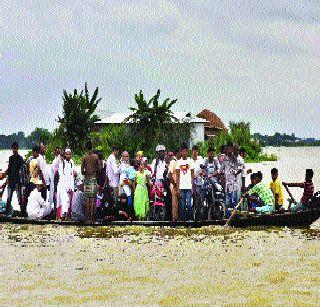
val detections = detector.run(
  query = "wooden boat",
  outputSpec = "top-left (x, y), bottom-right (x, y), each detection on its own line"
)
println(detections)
top-left (0, 208), bottom-right (320, 228)
top-left (229, 207), bottom-right (320, 228)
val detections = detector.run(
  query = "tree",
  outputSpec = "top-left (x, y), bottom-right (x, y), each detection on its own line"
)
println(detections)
top-left (57, 83), bottom-right (101, 154)
top-left (124, 89), bottom-right (178, 150)
top-left (27, 128), bottom-right (52, 147)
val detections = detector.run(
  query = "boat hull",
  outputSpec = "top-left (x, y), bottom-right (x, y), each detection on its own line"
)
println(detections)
top-left (0, 208), bottom-right (319, 228)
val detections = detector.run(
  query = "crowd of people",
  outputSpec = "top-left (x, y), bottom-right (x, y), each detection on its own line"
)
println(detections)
top-left (0, 140), bottom-right (316, 224)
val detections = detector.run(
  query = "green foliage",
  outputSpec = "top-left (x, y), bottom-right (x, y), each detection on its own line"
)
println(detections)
top-left (57, 82), bottom-right (101, 155)
top-left (125, 89), bottom-right (179, 151)
top-left (196, 121), bottom-right (277, 163)
top-left (91, 122), bottom-right (191, 161)
top-left (45, 127), bottom-right (65, 162)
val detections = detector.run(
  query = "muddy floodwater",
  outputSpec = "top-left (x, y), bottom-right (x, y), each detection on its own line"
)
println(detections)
top-left (0, 147), bottom-right (320, 304)
top-left (1, 224), bottom-right (320, 305)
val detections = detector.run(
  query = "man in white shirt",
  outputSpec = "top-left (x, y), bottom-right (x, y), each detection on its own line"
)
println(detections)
top-left (38, 143), bottom-right (50, 201)
top-left (236, 147), bottom-right (247, 200)
top-left (176, 144), bottom-right (194, 221)
top-left (151, 145), bottom-right (167, 183)
top-left (106, 145), bottom-right (120, 203)
top-left (49, 147), bottom-right (61, 210)
top-left (27, 179), bottom-right (52, 220)
top-left (191, 145), bottom-right (204, 186)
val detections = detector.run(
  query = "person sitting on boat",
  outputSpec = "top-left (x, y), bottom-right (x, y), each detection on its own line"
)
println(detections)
top-left (27, 179), bottom-right (52, 220)
top-left (269, 168), bottom-right (284, 211)
top-left (97, 186), bottom-right (116, 220)
top-left (283, 169), bottom-right (314, 212)
top-left (246, 172), bottom-right (275, 213)
top-left (115, 193), bottom-right (133, 221)
top-left (71, 181), bottom-right (85, 222)
top-left (0, 179), bottom-right (7, 215)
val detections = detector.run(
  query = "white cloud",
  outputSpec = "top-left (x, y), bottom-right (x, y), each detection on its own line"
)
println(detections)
top-left (1, 0), bottom-right (320, 137)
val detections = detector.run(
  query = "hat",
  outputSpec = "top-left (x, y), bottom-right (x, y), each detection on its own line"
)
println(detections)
top-left (156, 144), bottom-right (166, 152)
top-left (136, 150), bottom-right (143, 157)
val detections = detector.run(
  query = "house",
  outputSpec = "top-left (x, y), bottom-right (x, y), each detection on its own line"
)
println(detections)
top-left (196, 109), bottom-right (227, 140)
top-left (94, 111), bottom-right (208, 146)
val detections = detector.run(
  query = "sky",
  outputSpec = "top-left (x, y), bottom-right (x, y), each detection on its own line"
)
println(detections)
top-left (1, 0), bottom-right (320, 137)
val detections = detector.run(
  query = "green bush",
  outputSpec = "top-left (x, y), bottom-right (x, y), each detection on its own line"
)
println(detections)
top-left (196, 122), bottom-right (277, 163)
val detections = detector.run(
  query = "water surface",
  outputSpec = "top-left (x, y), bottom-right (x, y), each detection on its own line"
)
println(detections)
top-left (0, 147), bottom-right (320, 304)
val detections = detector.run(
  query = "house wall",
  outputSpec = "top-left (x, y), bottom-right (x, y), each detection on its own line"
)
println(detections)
top-left (94, 122), bottom-right (206, 147)
top-left (190, 123), bottom-right (205, 146)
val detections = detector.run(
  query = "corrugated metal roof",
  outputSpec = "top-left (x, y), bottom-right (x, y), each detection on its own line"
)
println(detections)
top-left (97, 111), bottom-right (208, 124)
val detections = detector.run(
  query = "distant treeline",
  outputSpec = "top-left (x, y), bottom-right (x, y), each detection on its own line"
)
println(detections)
top-left (253, 132), bottom-right (320, 147)
top-left (0, 128), bottom-right (52, 150)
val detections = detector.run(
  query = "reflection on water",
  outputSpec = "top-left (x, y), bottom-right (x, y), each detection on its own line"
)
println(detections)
top-left (1, 224), bottom-right (320, 305)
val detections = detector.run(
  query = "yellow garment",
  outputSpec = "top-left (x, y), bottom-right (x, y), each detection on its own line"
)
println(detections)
top-left (269, 178), bottom-right (284, 205)
top-left (29, 159), bottom-right (40, 184)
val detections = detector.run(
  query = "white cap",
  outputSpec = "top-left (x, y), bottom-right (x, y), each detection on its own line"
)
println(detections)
top-left (156, 144), bottom-right (166, 152)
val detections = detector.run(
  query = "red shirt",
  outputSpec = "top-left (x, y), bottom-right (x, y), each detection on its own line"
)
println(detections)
top-left (301, 181), bottom-right (314, 205)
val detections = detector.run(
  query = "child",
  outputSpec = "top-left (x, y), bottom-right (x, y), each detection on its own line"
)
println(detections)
top-left (119, 173), bottom-right (133, 207)
top-left (269, 168), bottom-right (284, 210)
top-left (283, 169), bottom-right (314, 212)
top-left (115, 193), bottom-right (132, 221)
top-left (134, 161), bottom-right (150, 220)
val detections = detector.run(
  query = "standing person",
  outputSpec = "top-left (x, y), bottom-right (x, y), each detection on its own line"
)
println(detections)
top-left (175, 144), bottom-right (195, 221)
top-left (49, 147), bottom-right (61, 212)
top-left (218, 145), bottom-right (227, 164)
top-left (235, 145), bottom-right (246, 201)
top-left (168, 150), bottom-right (179, 221)
top-left (219, 142), bottom-right (239, 217)
top-left (151, 145), bottom-right (167, 183)
top-left (191, 145), bottom-right (204, 182)
top-left (269, 168), bottom-right (284, 210)
top-left (81, 140), bottom-right (100, 224)
top-left (38, 143), bottom-right (50, 201)
top-left (26, 145), bottom-right (42, 203)
top-left (205, 146), bottom-right (220, 185)
top-left (119, 151), bottom-right (131, 185)
top-left (96, 151), bottom-right (107, 192)
top-left (4, 142), bottom-right (24, 216)
top-left (191, 145), bottom-right (205, 209)
top-left (134, 151), bottom-right (144, 171)
top-left (283, 169), bottom-right (314, 212)
top-left (106, 145), bottom-right (120, 204)
top-left (56, 149), bottom-right (76, 220)
top-left (133, 161), bottom-right (151, 220)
